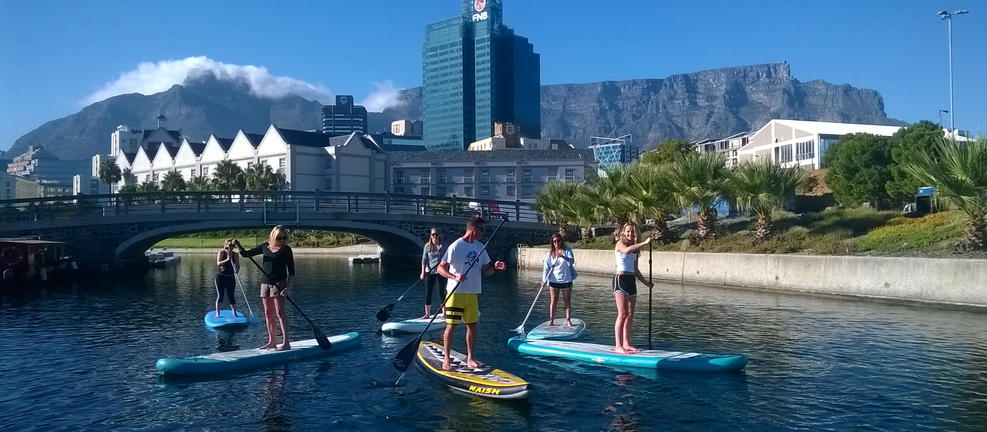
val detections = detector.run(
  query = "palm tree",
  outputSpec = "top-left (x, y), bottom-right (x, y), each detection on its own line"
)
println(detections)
top-left (160, 170), bottom-right (186, 192)
top-left (568, 184), bottom-right (604, 242)
top-left (726, 160), bottom-right (807, 244)
top-left (244, 163), bottom-right (279, 191)
top-left (621, 162), bottom-right (679, 244)
top-left (592, 164), bottom-right (635, 227)
top-left (904, 138), bottom-right (987, 250)
top-left (98, 158), bottom-right (122, 192)
top-left (211, 160), bottom-right (245, 191)
top-left (667, 152), bottom-right (729, 242)
top-left (533, 181), bottom-right (579, 240)
top-left (187, 175), bottom-right (211, 192)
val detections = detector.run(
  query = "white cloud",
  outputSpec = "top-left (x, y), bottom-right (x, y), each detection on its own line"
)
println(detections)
top-left (361, 80), bottom-right (403, 112)
top-left (82, 56), bottom-right (332, 105)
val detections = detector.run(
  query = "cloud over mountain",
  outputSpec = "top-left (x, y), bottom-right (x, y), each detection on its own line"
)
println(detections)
top-left (82, 56), bottom-right (333, 105)
top-left (361, 80), bottom-right (403, 112)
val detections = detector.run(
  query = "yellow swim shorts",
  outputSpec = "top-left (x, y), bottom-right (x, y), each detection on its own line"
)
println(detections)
top-left (444, 292), bottom-right (479, 324)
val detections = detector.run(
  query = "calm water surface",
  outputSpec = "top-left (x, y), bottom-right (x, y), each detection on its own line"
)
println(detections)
top-left (1, 253), bottom-right (986, 431)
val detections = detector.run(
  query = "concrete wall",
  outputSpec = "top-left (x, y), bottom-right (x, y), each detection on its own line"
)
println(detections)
top-left (517, 247), bottom-right (987, 308)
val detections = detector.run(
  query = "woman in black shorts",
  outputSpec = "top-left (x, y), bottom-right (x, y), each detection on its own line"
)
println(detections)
top-left (613, 222), bottom-right (653, 354)
top-left (214, 239), bottom-right (240, 318)
top-left (540, 233), bottom-right (577, 326)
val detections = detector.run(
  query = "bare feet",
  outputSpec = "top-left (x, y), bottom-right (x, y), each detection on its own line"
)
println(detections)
top-left (566, 319), bottom-right (573, 327)
top-left (258, 342), bottom-right (276, 350)
top-left (215, 312), bottom-right (221, 318)
top-left (275, 343), bottom-right (291, 351)
top-left (419, 314), bottom-right (430, 320)
top-left (614, 347), bottom-right (630, 355)
top-left (466, 358), bottom-right (480, 368)
top-left (442, 360), bottom-right (452, 371)
top-left (624, 345), bottom-right (640, 354)
top-left (547, 321), bottom-right (554, 327)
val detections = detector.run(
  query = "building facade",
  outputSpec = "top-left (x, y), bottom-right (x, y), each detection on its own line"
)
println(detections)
top-left (391, 120), bottom-right (422, 137)
top-left (422, 0), bottom-right (540, 151)
top-left (387, 149), bottom-right (594, 203)
top-left (321, 95), bottom-right (368, 136)
top-left (589, 135), bottom-right (637, 175)
top-left (693, 132), bottom-right (750, 167)
top-left (737, 119), bottom-right (902, 170)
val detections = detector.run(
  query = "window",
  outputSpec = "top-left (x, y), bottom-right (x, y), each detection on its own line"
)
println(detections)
top-left (480, 185), bottom-right (490, 196)
top-left (506, 168), bottom-right (515, 183)
top-left (324, 157), bottom-right (333, 169)
top-left (189, 168), bottom-right (196, 177)
top-left (324, 178), bottom-right (333, 191)
top-left (795, 140), bottom-right (815, 161)
top-left (394, 186), bottom-right (405, 194)
top-left (437, 186), bottom-right (447, 196)
top-left (481, 168), bottom-right (490, 183)
top-left (420, 187), bottom-right (430, 196)
top-left (278, 158), bottom-right (286, 172)
top-left (464, 168), bottom-right (474, 183)
top-left (152, 172), bottom-right (159, 182)
top-left (438, 168), bottom-right (447, 183)
top-left (202, 167), bottom-right (209, 177)
top-left (522, 184), bottom-right (532, 197)
top-left (523, 168), bottom-right (532, 182)
top-left (464, 186), bottom-right (474, 197)
top-left (421, 168), bottom-right (430, 184)
top-left (564, 168), bottom-right (575, 182)
top-left (395, 169), bottom-right (404, 184)
top-left (507, 185), bottom-right (516, 197)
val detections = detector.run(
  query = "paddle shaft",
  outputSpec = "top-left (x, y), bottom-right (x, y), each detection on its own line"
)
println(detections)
top-left (513, 259), bottom-right (557, 333)
top-left (240, 252), bottom-right (323, 333)
top-left (230, 259), bottom-right (256, 319)
top-left (393, 218), bottom-right (507, 372)
top-left (648, 239), bottom-right (653, 350)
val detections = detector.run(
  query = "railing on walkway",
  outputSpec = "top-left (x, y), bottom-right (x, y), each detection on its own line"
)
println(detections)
top-left (0, 191), bottom-right (543, 225)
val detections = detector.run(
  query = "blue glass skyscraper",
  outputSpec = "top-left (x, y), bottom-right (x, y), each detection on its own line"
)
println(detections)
top-left (423, 0), bottom-right (540, 151)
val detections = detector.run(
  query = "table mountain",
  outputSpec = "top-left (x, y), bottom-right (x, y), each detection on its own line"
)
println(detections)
top-left (9, 62), bottom-right (902, 159)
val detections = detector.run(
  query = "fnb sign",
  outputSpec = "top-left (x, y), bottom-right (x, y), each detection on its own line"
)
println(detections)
top-left (471, 11), bottom-right (488, 22)
top-left (471, 0), bottom-right (488, 21)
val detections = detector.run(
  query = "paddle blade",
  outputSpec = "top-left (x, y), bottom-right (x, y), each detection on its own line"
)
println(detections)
top-left (376, 304), bottom-right (395, 322)
top-left (393, 338), bottom-right (421, 372)
top-left (512, 325), bottom-right (525, 335)
top-left (313, 327), bottom-right (332, 350)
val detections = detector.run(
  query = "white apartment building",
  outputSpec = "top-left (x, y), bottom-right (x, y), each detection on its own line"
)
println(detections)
top-left (693, 132), bottom-right (750, 167)
top-left (737, 119), bottom-right (902, 170)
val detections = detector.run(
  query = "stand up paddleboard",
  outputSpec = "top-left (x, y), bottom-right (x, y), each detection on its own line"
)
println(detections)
top-left (204, 310), bottom-right (249, 329)
top-left (526, 318), bottom-right (586, 340)
top-left (381, 317), bottom-right (447, 334)
top-left (415, 341), bottom-right (529, 399)
top-left (156, 332), bottom-right (361, 376)
top-left (508, 337), bottom-right (746, 372)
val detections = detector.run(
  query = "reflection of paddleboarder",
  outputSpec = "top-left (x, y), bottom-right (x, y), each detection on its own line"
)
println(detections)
top-left (214, 239), bottom-right (240, 318)
top-left (436, 216), bottom-right (506, 371)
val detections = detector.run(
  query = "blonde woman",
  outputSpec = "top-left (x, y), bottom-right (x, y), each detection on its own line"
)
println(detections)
top-left (236, 225), bottom-right (295, 351)
top-left (420, 228), bottom-right (447, 319)
top-left (214, 238), bottom-right (240, 318)
top-left (613, 222), bottom-right (653, 355)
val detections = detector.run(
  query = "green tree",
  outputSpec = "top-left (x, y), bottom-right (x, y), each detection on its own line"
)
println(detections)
top-left (118, 184), bottom-right (138, 194)
top-left (886, 121), bottom-right (944, 205)
top-left (824, 133), bottom-right (894, 209)
top-left (725, 160), bottom-right (807, 244)
top-left (532, 181), bottom-right (579, 240)
top-left (244, 163), bottom-right (279, 191)
top-left (160, 170), bottom-right (186, 192)
top-left (138, 178), bottom-right (160, 193)
top-left (620, 162), bottom-right (679, 243)
top-left (187, 175), bottom-right (212, 192)
top-left (568, 184), bottom-right (604, 242)
top-left (667, 152), bottom-right (729, 242)
top-left (98, 158), bottom-right (122, 191)
top-left (641, 139), bottom-right (693, 166)
top-left (211, 160), bottom-right (245, 190)
top-left (591, 164), bottom-right (635, 226)
top-left (121, 168), bottom-right (137, 186)
top-left (904, 138), bottom-right (987, 250)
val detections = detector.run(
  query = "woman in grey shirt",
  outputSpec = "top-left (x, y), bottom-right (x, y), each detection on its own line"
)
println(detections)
top-left (420, 228), bottom-right (446, 319)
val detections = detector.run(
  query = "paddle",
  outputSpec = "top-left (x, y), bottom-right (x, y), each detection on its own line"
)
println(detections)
top-left (392, 218), bottom-right (507, 372)
top-left (231, 259), bottom-right (256, 320)
top-left (512, 258), bottom-right (556, 334)
top-left (375, 264), bottom-right (432, 322)
top-left (241, 251), bottom-right (332, 350)
top-left (648, 233), bottom-right (653, 350)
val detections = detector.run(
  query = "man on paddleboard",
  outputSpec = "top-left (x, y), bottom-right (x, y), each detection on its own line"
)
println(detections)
top-left (437, 216), bottom-right (506, 371)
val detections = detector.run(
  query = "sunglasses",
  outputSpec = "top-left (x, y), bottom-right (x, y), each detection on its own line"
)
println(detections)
top-left (430, 233), bottom-right (440, 237)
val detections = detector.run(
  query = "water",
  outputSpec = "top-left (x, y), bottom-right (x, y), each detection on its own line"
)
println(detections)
top-left (2, 253), bottom-right (986, 431)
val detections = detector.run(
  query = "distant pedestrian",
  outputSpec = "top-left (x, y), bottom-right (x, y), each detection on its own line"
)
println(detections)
top-left (214, 239), bottom-right (240, 318)
top-left (236, 225), bottom-right (295, 351)
top-left (420, 228), bottom-right (447, 319)
top-left (540, 233), bottom-right (577, 326)
top-left (613, 222), bottom-right (653, 354)
top-left (437, 216), bottom-right (506, 371)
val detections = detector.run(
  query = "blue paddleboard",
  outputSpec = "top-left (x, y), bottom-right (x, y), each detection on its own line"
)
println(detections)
top-left (156, 332), bottom-right (362, 376)
top-left (204, 310), bottom-right (249, 329)
top-left (526, 318), bottom-right (586, 340)
top-left (507, 337), bottom-right (747, 372)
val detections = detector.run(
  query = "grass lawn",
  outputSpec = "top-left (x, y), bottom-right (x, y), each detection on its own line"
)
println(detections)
top-left (549, 209), bottom-right (981, 258)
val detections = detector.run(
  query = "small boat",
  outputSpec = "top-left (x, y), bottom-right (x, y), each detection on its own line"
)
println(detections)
top-left (204, 310), bottom-right (249, 329)
top-left (348, 255), bottom-right (380, 264)
top-left (156, 332), bottom-right (361, 376)
top-left (526, 318), bottom-right (586, 340)
top-left (147, 251), bottom-right (181, 268)
top-left (415, 341), bottom-right (529, 399)
top-left (507, 337), bottom-right (747, 372)
top-left (1, 238), bottom-right (77, 287)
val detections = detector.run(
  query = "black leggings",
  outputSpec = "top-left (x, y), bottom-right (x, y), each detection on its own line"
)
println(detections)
top-left (424, 273), bottom-right (444, 306)
top-left (215, 274), bottom-right (236, 304)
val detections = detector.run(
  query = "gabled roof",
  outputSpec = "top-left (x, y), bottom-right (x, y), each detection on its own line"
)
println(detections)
top-left (326, 132), bottom-right (384, 153)
top-left (244, 133), bottom-right (264, 148)
top-left (143, 128), bottom-right (182, 143)
top-left (274, 127), bottom-right (333, 148)
top-left (214, 137), bottom-right (234, 152)
top-left (153, 142), bottom-right (181, 159)
top-left (121, 152), bottom-right (137, 165)
top-left (189, 142), bottom-right (207, 156)
top-left (763, 119), bottom-right (901, 137)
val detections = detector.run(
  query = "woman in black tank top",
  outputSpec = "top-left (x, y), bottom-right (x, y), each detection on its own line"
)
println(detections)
top-left (214, 239), bottom-right (240, 318)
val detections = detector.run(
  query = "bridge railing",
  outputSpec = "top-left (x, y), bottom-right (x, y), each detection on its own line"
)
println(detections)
top-left (0, 191), bottom-right (544, 225)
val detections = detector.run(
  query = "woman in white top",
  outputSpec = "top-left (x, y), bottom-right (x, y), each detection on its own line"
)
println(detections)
top-left (613, 222), bottom-right (653, 354)
top-left (540, 233), bottom-right (577, 326)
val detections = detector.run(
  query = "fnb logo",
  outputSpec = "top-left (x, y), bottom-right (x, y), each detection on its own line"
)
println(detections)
top-left (474, 0), bottom-right (485, 12)
top-left (468, 385), bottom-right (501, 395)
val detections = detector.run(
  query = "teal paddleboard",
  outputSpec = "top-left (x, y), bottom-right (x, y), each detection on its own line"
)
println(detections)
top-left (526, 318), bottom-right (586, 340)
top-left (204, 310), bottom-right (249, 329)
top-left (156, 332), bottom-right (361, 376)
top-left (508, 337), bottom-right (746, 372)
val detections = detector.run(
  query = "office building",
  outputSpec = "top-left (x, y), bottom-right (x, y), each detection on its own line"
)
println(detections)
top-left (737, 120), bottom-right (902, 170)
top-left (422, 0), bottom-right (540, 151)
top-left (391, 120), bottom-right (422, 137)
top-left (693, 132), bottom-right (751, 167)
top-left (589, 135), bottom-right (637, 175)
top-left (321, 95), bottom-right (368, 136)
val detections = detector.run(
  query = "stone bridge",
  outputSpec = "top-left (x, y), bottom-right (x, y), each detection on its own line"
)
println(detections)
top-left (0, 191), bottom-right (555, 271)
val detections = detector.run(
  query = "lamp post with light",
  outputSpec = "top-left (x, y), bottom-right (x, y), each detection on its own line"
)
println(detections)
top-left (938, 109), bottom-right (950, 128)
top-left (937, 9), bottom-right (969, 133)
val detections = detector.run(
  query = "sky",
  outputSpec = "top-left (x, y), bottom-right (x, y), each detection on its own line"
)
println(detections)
top-left (1, 0), bottom-right (985, 152)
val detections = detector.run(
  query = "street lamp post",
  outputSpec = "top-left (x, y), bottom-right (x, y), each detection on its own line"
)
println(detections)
top-left (938, 109), bottom-right (950, 128)
top-left (938, 9), bottom-right (969, 133)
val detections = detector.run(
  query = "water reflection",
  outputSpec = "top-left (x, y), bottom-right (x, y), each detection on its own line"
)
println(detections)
top-left (604, 373), bottom-right (641, 432)
top-left (262, 369), bottom-right (291, 431)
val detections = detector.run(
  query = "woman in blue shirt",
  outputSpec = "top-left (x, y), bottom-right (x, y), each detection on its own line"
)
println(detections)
top-left (541, 233), bottom-right (577, 326)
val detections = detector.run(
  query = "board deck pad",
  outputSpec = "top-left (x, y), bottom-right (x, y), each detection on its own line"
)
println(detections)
top-left (526, 318), bottom-right (586, 340)
top-left (204, 310), bottom-right (249, 328)
top-left (415, 341), bottom-right (528, 399)
top-left (381, 316), bottom-right (448, 334)
top-left (507, 337), bottom-right (747, 372)
top-left (156, 332), bottom-right (361, 376)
